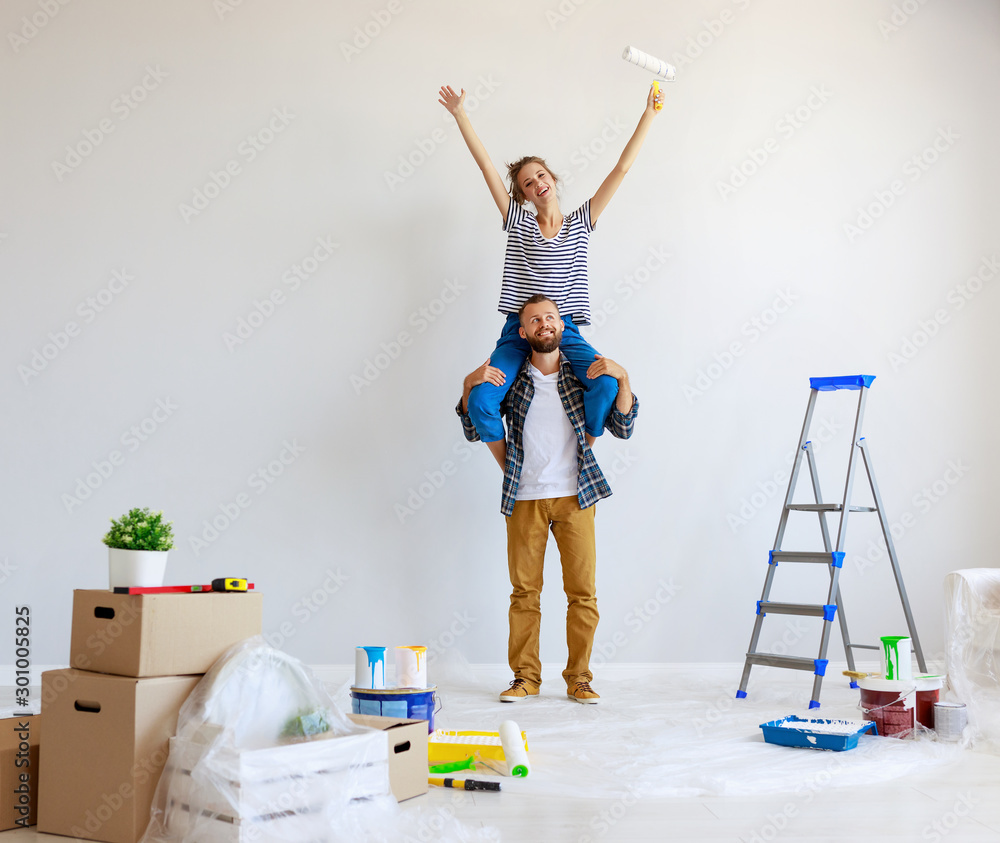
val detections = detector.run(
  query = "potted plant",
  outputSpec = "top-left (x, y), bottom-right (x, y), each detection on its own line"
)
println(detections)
top-left (103, 507), bottom-right (175, 588)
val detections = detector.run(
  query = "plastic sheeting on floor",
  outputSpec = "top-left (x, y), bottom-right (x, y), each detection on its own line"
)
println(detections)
top-left (330, 654), bottom-right (968, 804)
top-left (945, 568), bottom-right (1000, 751)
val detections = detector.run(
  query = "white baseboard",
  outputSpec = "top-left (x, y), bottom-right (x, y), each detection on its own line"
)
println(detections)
top-left (1, 659), bottom-right (946, 690)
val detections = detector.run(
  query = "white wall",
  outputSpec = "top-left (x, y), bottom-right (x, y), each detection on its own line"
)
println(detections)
top-left (3, 0), bottom-right (999, 678)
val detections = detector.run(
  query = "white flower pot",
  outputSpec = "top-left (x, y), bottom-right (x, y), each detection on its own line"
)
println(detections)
top-left (108, 548), bottom-right (169, 589)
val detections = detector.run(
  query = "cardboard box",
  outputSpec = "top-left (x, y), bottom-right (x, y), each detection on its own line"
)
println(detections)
top-left (70, 589), bottom-right (263, 677)
top-left (38, 669), bottom-right (201, 843)
top-left (348, 714), bottom-right (428, 802)
top-left (162, 726), bottom-right (391, 842)
top-left (1, 714), bottom-right (40, 831)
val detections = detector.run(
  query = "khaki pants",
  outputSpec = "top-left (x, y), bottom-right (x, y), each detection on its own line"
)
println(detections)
top-left (505, 496), bottom-right (598, 688)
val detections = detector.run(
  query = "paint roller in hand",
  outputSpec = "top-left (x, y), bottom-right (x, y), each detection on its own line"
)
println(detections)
top-left (622, 45), bottom-right (676, 111)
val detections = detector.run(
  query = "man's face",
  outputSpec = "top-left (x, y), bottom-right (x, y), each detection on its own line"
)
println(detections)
top-left (519, 301), bottom-right (564, 353)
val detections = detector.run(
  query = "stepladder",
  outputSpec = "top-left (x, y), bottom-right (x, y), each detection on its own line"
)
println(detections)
top-left (736, 375), bottom-right (926, 709)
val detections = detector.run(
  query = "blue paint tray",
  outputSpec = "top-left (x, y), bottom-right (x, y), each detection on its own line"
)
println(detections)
top-left (760, 716), bottom-right (878, 751)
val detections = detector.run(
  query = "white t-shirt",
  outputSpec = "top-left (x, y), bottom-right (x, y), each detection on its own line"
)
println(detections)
top-left (515, 363), bottom-right (579, 501)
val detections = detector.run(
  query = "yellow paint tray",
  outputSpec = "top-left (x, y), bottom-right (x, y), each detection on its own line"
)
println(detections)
top-left (428, 729), bottom-right (529, 763)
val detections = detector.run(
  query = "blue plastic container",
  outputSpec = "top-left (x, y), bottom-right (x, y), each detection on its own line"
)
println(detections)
top-left (350, 685), bottom-right (439, 733)
top-left (759, 716), bottom-right (877, 751)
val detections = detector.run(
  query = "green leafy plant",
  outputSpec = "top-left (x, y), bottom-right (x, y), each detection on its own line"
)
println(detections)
top-left (102, 507), bottom-right (175, 551)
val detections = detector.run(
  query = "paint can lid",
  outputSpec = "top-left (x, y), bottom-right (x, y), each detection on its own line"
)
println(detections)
top-left (858, 674), bottom-right (944, 692)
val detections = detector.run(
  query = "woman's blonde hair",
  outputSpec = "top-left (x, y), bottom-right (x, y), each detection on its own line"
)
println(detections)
top-left (506, 156), bottom-right (559, 206)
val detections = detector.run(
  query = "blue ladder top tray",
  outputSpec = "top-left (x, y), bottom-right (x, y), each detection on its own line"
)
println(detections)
top-left (809, 375), bottom-right (876, 391)
top-left (760, 716), bottom-right (878, 751)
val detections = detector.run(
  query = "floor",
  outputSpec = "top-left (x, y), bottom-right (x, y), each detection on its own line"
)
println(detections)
top-left (5, 665), bottom-right (1000, 842)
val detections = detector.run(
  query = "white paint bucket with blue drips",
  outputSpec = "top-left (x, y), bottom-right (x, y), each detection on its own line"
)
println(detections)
top-left (350, 685), bottom-right (440, 733)
top-left (355, 646), bottom-right (387, 689)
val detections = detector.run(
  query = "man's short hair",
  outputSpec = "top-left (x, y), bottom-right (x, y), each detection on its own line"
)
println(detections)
top-left (517, 294), bottom-right (560, 325)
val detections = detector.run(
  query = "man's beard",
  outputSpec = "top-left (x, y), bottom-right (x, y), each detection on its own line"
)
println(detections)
top-left (525, 329), bottom-right (561, 354)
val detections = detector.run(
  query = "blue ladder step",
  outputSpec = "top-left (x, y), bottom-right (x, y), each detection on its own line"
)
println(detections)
top-left (809, 375), bottom-right (875, 391)
top-left (769, 551), bottom-right (845, 567)
top-left (757, 601), bottom-right (837, 621)
top-left (745, 654), bottom-right (828, 675)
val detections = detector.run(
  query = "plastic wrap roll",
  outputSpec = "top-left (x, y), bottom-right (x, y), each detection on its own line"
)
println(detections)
top-left (499, 720), bottom-right (529, 777)
top-left (622, 45), bottom-right (676, 81)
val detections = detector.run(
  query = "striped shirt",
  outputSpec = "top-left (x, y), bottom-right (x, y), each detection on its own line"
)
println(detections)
top-left (456, 354), bottom-right (638, 516)
top-left (498, 200), bottom-right (594, 324)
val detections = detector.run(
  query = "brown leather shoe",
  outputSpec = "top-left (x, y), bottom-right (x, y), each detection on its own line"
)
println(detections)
top-left (567, 681), bottom-right (600, 704)
top-left (499, 677), bottom-right (540, 702)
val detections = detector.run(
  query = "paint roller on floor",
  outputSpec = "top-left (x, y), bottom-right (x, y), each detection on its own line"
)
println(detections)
top-left (499, 719), bottom-right (530, 777)
top-left (622, 45), bottom-right (676, 111)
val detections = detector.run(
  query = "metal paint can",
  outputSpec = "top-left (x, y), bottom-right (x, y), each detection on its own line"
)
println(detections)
top-left (933, 701), bottom-right (968, 741)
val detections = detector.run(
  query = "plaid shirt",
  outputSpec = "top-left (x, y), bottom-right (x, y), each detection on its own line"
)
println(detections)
top-left (456, 355), bottom-right (638, 516)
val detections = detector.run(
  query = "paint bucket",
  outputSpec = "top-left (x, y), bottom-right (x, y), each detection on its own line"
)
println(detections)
top-left (933, 702), bottom-right (968, 741)
top-left (858, 674), bottom-right (943, 737)
top-left (879, 635), bottom-right (913, 682)
top-left (858, 677), bottom-right (915, 738)
top-left (395, 645), bottom-right (428, 688)
top-left (350, 685), bottom-right (440, 734)
top-left (354, 646), bottom-right (387, 689)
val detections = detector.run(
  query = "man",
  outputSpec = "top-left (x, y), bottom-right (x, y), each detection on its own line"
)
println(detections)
top-left (456, 294), bottom-right (638, 704)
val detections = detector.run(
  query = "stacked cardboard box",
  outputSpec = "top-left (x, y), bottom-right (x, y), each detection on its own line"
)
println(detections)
top-left (38, 590), bottom-right (263, 843)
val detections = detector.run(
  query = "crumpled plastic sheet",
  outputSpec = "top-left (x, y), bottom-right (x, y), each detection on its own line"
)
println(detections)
top-left (142, 637), bottom-right (498, 843)
top-left (945, 568), bottom-right (1000, 750)
top-left (330, 649), bottom-right (968, 806)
